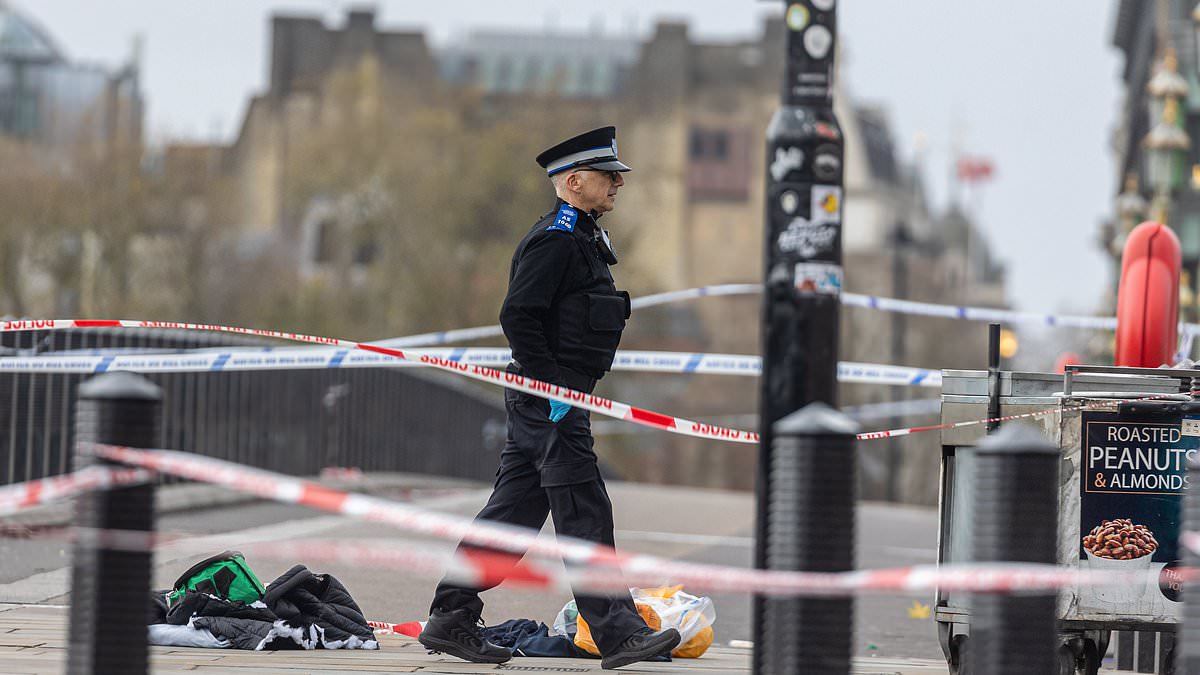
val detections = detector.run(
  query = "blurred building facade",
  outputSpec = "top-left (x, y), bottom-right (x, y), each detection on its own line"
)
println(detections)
top-left (0, 2), bottom-right (141, 151)
top-left (1108, 0), bottom-right (1200, 320)
top-left (214, 9), bottom-right (1008, 501)
top-left (223, 9), bottom-right (435, 235)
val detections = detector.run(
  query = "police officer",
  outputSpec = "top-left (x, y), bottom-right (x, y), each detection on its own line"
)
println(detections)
top-left (419, 127), bottom-right (681, 670)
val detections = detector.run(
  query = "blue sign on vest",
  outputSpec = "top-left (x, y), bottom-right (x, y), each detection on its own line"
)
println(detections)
top-left (547, 204), bottom-right (577, 233)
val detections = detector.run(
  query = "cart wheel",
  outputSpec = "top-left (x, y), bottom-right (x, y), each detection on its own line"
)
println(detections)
top-left (1095, 630), bottom-right (1110, 661)
top-left (1079, 639), bottom-right (1100, 675)
top-left (948, 634), bottom-right (969, 675)
top-left (1058, 643), bottom-right (1078, 675)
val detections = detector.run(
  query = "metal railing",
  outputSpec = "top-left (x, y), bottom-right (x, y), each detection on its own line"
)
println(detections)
top-left (0, 327), bottom-right (506, 486)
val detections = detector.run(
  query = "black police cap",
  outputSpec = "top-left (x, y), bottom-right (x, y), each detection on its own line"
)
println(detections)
top-left (536, 126), bottom-right (631, 176)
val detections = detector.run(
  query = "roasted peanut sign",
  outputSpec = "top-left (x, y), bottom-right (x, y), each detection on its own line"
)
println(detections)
top-left (1079, 411), bottom-right (1198, 613)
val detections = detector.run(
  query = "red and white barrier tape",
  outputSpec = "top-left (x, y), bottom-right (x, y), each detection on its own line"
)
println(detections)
top-left (240, 538), bottom-right (1180, 597)
top-left (18, 518), bottom-right (1187, 598)
top-left (0, 465), bottom-right (152, 517)
top-left (4, 320), bottom-right (1188, 443)
top-left (3, 319), bottom-right (760, 444)
top-left (0, 347), bottom-right (941, 387)
top-left (857, 404), bottom-right (1074, 440)
top-left (83, 443), bottom-right (1191, 598)
top-left (376, 282), bottom-right (1200, 349)
top-left (861, 389), bottom-right (1200, 441)
top-left (367, 619), bottom-right (424, 637)
top-left (86, 444), bottom-right (634, 568)
top-left (377, 284), bottom-right (763, 348)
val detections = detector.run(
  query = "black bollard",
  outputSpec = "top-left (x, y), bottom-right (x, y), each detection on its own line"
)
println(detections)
top-left (761, 402), bottom-right (858, 675)
top-left (967, 423), bottom-right (1058, 675)
top-left (67, 372), bottom-right (161, 675)
top-left (1181, 455), bottom-right (1200, 673)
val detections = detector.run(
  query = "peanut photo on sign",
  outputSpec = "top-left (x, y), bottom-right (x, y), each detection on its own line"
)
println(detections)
top-left (1081, 518), bottom-right (1158, 560)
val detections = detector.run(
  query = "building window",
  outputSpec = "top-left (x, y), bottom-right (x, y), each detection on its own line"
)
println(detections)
top-left (576, 61), bottom-right (594, 96)
top-left (689, 129), bottom-right (703, 157)
top-left (353, 239), bottom-right (377, 265)
top-left (690, 129), bottom-right (730, 161)
top-left (314, 219), bottom-right (336, 263)
top-left (687, 126), bottom-right (749, 201)
top-left (712, 133), bottom-right (728, 160)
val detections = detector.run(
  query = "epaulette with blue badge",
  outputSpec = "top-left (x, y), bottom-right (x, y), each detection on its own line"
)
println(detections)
top-left (546, 203), bottom-right (577, 233)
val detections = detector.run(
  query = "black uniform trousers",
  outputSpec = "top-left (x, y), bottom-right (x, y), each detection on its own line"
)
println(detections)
top-left (430, 366), bottom-right (646, 656)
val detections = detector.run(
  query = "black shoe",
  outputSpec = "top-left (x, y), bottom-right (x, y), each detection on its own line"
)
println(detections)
top-left (600, 627), bottom-right (681, 670)
top-left (418, 608), bottom-right (513, 664)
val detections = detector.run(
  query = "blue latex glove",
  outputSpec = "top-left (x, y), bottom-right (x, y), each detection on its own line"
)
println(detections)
top-left (548, 399), bottom-right (572, 422)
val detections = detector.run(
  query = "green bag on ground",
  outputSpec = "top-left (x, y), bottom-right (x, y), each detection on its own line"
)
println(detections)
top-left (167, 550), bottom-right (265, 606)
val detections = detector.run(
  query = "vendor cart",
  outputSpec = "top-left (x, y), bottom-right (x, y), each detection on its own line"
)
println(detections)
top-left (936, 365), bottom-right (1200, 675)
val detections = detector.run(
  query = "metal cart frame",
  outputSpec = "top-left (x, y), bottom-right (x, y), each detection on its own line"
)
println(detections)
top-left (935, 366), bottom-right (1197, 675)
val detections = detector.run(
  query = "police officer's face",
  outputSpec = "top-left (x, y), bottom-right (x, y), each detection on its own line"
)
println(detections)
top-left (570, 169), bottom-right (624, 215)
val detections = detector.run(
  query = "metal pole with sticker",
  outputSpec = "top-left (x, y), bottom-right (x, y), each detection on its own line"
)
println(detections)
top-left (756, 2), bottom-right (846, 673)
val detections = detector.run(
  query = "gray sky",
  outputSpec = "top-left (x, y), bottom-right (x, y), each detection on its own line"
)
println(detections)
top-left (26, 1), bottom-right (1122, 315)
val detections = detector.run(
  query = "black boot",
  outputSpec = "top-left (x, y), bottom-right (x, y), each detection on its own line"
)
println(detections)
top-left (418, 608), bottom-right (513, 664)
top-left (600, 627), bottom-right (682, 670)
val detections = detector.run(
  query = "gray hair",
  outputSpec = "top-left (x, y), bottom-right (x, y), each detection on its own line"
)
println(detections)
top-left (550, 170), bottom-right (572, 196)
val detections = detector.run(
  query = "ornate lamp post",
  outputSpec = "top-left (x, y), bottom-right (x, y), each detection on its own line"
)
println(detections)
top-left (1112, 173), bottom-right (1148, 256)
top-left (1192, 3), bottom-right (1200, 72)
top-left (1144, 48), bottom-right (1190, 226)
top-left (1147, 48), bottom-right (1188, 126)
top-left (1100, 174), bottom-right (1150, 314)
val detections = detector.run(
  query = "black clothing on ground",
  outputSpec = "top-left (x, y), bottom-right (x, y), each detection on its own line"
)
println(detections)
top-left (153, 564), bottom-right (376, 651)
top-left (480, 619), bottom-right (592, 658)
top-left (481, 619), bottom-right (671, 662)
top-left (431, 196), bottom-right (645, 658)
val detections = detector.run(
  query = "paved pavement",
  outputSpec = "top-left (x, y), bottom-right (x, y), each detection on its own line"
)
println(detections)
top-left (0, 604), bottom-right (952, 674)
top-left (0, 474), bottom-right (953, 672)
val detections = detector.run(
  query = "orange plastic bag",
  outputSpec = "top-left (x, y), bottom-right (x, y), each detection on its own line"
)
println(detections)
top-left (573, 585), bottom-right (715, 658)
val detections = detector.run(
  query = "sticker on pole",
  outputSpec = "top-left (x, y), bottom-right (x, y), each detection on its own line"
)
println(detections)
top-left (803, 25), bottom-right (833, 59)
top-left (785, 4), bottom-right (810, 31)
top-left (811, 185), bottom-right (842, 225)
top-left (770, 147), bottom-right (804, 182)
top-left (777, 217), bottom-right (836, 258)
top-left (794, 262), bottom-right (842, 295)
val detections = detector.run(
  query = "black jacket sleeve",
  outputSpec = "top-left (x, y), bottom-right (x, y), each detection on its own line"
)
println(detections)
top-left (499, 231), bottom-right (575, 386)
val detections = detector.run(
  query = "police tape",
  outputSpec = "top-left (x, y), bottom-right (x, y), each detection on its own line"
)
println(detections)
top-left (628, 284), bottom-right (764, 310)
top-left (862, 388), bottom-right (1200, 441)
top-left (0, 346), bottom-right (941, 388)
top-left (7, 519), bottom-right (1170, 598)
top-left (1182, 531), bottom-right (1200, 556)
top-left (366, 619), bottom-right (424, 637)
top-left (2, 319), bottom-right (762, 444)
top-left (80, 443), bottom-right (1176, 597)
top-left (856, 398), bottom-right (1124, 441)
top-left (86, 443), bottom-right (640, 568)
top-left (594, 399), bottom-right (944, 437)
top-left (376, 284), bottom-right (763, 348)
top-left (376, 283), bottom-right (1198, 350)
top-left (840, 293), bottom-right (1121, 331)
top-left (0, 466), bottom-right (152, 517)
top-left (0, 314), bottom-right (1132, 441)
top-left (615, 353), bottom-right (939, 387)
top-left (241, 539), bottom-right (1183, 597)
top-left (0, 320), bottom-right (1178, 443)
